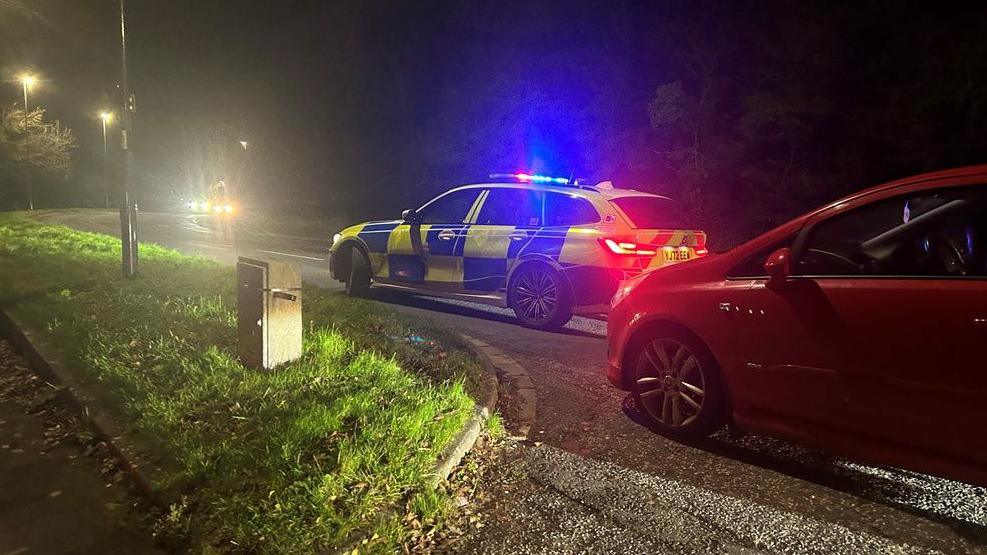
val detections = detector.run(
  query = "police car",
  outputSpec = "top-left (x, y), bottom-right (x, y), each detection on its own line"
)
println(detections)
top-left (328, 173), bottom-right (707, 329)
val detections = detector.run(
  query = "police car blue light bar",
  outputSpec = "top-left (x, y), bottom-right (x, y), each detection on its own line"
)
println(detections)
top-left (489, 172), bottom-right (574, 185)
top-left (515, 173), bottom-right (570, 184)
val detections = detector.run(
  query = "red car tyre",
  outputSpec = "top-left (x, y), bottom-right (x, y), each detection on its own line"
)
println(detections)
top-left (631, 328), bottom-right (726, 440)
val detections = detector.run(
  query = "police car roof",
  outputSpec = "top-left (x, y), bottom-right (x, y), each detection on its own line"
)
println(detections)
top-left (454, 182), bottom-right (673, 201)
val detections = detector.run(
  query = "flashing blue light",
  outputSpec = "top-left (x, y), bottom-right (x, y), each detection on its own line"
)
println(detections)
top-left (513, 173), bottom-right (570, 185)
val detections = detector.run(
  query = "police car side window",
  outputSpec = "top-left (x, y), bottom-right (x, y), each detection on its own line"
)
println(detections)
top-left (417, 189), bottom-right (480, 224)
top-left (476, 189), bottom-right (544, 227)
top-left (544, 192), bottom-right (600, 226)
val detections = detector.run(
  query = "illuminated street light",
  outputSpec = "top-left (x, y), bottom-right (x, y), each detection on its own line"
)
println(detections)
top-left (99, 111), bottom-right (115, 208)
top-left (239, 140), bottom-right (249, 150)
top-left (19, 74), bottom-right (36, 95)
top-left (18, 73), bottom-right (37, 210)
top-left (99, 111), bottom-right (115, 154)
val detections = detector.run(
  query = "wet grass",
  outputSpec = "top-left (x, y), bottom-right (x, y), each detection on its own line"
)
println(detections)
top-left (0, 213), bottom-right (481, 552)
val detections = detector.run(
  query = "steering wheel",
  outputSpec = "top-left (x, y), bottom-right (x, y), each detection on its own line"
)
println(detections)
top-left (802, 248), bottom-right (861, 274)
top-left (933, 236), bottom-right (968, 276)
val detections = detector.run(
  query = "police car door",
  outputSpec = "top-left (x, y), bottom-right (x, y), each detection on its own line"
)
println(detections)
top-left (463, 187), bottom-right (544, 294)
top-left (386, 188), bottom-right (480, 288)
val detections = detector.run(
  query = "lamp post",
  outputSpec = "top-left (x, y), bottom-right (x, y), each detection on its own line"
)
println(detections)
top-left (99, 111), bottom-right (114, 208)
top-left (19, 74), bottom-right (36, 210)
top-left (118, 0), bottom-right (138, 277)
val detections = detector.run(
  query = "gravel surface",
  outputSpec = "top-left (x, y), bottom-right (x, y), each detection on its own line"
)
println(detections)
top-left (455, 441), bottom-right (985, 554)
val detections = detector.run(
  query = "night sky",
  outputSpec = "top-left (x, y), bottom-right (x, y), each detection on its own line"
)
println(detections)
top-left (4, 1), bottom-right (987, 238)
top-left (2, 0), bottom-right (668, 217)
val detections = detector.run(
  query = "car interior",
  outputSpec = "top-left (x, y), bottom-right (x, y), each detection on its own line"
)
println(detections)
top-left (796, 187), bottom-right (987, 277)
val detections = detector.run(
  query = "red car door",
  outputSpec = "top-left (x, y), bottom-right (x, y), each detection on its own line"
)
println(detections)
top-left (812, 279), bottom-right (987, 465)
top-left (736, 278), bottom-right (858, 431)
top-left (729, 235), bottom-right (857, 430)
top-left (791, 183), bottom-right (987, 471)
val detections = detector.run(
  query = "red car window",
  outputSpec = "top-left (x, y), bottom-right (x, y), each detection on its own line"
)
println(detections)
top-left (797, 186), bottom-right (987, 277)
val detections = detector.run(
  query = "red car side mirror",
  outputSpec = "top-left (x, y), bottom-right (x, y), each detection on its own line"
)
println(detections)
top-left (764, 247), bottom-right (792, 281)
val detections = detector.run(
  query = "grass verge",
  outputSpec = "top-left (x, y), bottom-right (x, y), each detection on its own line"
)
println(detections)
top-left (0, 213), bottom-right (484, 552)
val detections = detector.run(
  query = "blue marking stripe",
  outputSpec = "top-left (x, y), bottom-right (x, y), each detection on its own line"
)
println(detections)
top-left (425, 224), bottom-right (464, 257)
top-left (508, 227), bottom-right (570, 260)
top-left (358, 222), bottom-right (400, 253)
top-left (463, 257), bottom-right (507, 292)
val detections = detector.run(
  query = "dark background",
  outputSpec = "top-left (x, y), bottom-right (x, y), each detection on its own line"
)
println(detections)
top-left (3, 0), bottom-right (987, 246)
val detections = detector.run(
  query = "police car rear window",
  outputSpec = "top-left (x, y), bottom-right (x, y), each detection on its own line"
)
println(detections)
top-left (610, 196), bottom-right (683, 229)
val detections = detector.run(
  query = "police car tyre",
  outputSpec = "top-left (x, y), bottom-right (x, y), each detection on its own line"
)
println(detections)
top-left (631, 329), bottom-right (725, 440)
top-left (346, 247), bottom-right (371, 297)
top-left (509, 263), bottom-right (573, 330)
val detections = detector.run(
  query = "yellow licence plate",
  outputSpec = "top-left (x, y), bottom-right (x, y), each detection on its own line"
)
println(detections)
top-left (663, 249), bottom-right (691, 262)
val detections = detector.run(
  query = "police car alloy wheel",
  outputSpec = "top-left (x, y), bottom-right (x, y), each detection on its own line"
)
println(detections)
top-left (509, 263), bottom-right (573, 329)
top-left (631, 331), bottom-right (725, 439)
top-left (346, 248), bottom-right (371, 297)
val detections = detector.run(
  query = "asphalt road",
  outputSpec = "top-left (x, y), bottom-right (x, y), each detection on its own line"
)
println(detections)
top-left (34, 209), bottom-right (987, 554)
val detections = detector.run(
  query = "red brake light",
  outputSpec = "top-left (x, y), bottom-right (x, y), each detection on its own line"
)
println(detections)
top-left (602, 238), bottom-right (658, 256)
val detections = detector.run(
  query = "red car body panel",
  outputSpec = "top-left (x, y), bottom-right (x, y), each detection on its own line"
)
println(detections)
top-left (607, 165), bottom-right (987, 486)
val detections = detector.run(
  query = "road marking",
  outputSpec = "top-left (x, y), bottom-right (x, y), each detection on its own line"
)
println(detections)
top-left (256, 249), bottom-right (325, 261)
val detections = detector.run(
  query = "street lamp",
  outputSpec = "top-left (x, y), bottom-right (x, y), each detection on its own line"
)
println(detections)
top-left (18, 73), bottom-right (37, 210)
top-left (19, 74), bottom-right (36, 108)
top-left (239, 140), bottom-right (249, 150)
top-left (118, 0), bottom-right (139, 278)
top-left (99, 111), bottom-right (114, 208)
top-left (99, 111), bottom-right (114, 148)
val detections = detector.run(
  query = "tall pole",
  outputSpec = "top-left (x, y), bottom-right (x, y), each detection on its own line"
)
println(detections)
top-left (119, 0), bottom-right (138, 277)
top-left (22, 80), bottom-right (32, 211)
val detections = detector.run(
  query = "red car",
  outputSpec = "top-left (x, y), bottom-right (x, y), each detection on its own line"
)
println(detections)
top-left (607, 166), bottom-right (987, 485)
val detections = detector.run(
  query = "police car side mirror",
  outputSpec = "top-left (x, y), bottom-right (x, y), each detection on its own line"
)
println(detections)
top-left (764, 247), bottom-right (792, 282)
top-left (402, 209), bottom-right (415, 222)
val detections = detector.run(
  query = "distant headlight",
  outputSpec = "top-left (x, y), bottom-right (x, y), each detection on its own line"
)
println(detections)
top-left (223, 204), bottom-right (233, 214)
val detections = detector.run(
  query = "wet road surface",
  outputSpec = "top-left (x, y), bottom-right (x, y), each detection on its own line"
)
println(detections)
top-left (35, 209), bottom-right (987, 554)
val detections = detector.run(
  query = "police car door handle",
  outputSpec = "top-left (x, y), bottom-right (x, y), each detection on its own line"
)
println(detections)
top-left (437, 229), bottom-right (457, 241)
top-left (508, 231), bottom-right (530, 241)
